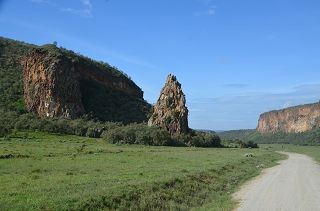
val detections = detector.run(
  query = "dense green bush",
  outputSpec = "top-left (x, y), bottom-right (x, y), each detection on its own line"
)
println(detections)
top-left (175, 130), bottom-right (222, 147)
top-left (0, 110), bottom-right (222, 148)
top-left (103, 124), bottom-right (179, 146)
top-left (0, 122), bottom-right (10, 137)
top-left (0, 110), bottom-right (121, 138)
top-left (103, 126), bottom-right (221, 147)
top-left (238, 140), bottom-right (259, 148)
top-left (185, 132), bottom-right (221, 148)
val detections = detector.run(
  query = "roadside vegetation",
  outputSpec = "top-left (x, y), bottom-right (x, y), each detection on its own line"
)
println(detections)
top-left (0, 131), bottom-right (285, 210)
top-left (262, 144), bottom-right (320, 162)
top-left (219, 129), bottom-right (320, 146)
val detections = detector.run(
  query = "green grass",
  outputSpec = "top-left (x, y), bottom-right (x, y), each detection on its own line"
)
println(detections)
top-left (261, 144), bottom-right (320, 162)
top-left (0, 132), bottom-right (285, 210)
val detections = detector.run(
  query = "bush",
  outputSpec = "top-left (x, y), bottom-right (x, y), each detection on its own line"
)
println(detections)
top-left (186, 132), bottom-right (221, 148)
top-left (0, 110), bottom-right (115, 138)
top-left (103, 126), bottom-right (222, 148)
top-left (0, 123), bottom-right (10, 137)
top-left (0, 110), bottom-right (223, 148)
top-left (238, 140), bottom-right (259, 148)
top-left (70, 119), bottom-right (88, 136)
top-left (103, 124), bottom-right (177, 146)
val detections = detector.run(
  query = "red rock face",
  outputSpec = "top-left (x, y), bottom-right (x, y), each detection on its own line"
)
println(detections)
top-left (23, 48), bottom-right (84, 118)
top-left (148, 74), bottom-right (189, 135)
top-left (23, 47), bottom-right (144, 119)
top-left (257, 103), bottom-right (320, 133)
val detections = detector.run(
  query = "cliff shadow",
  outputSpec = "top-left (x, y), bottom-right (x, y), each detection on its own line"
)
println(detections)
top-left (80, 79), bottom-right (151, 124)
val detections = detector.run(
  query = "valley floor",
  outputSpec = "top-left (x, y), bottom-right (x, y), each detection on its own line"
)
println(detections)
top-left (262, 144), bottom-right (320, 162)
top-left (0, 132), bottom-right (284, 210)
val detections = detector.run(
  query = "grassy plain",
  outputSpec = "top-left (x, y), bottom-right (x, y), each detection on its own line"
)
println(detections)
top-left (261, 144), bottom-right (320, 162)
top-left (0, 132), bottom-right (285, 210)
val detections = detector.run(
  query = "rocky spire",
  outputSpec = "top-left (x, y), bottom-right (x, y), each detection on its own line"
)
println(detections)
top-left (148, 74), bottom-right (189, 135)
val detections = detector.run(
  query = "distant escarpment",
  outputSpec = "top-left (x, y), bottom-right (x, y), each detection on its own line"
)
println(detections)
top-left (148, 74), bottom-right (189, 135)
top-left (257, 103), bottom-right (320, 133)
top-left (1, 37), bottom-right (150, 123)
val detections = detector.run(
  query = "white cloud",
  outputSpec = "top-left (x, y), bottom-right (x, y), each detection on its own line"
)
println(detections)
top-left (60, 7), bottom-right (91, 17)
top-left (30, 0), bottom-right (93, 18)
top-left (60, 0), bottom-right (93, 17)
top-left (82, 0), bottom-right (92, 10)
top-left (30, 0), bottom-right (56, 6)
top-left (194, 6), bottom-right (216, 17)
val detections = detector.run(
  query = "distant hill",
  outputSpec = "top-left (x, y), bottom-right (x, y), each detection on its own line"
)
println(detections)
top-left (218, 129), bottom-right (255, 140)
top-left (197, 129), bottom-right (217, 134)
top-left (0, 37), bottom-right (151, 123)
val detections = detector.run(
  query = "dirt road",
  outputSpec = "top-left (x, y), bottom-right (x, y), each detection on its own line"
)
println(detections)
top-left (234, 152), bottom-right (320, 211)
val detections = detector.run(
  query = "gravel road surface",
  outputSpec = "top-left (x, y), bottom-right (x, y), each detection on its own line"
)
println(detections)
top-left (234, 152), bottom-right (320, 211)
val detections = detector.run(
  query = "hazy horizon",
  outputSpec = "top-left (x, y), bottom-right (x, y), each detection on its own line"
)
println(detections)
top-left (1, 0), bottom-right (320, 130)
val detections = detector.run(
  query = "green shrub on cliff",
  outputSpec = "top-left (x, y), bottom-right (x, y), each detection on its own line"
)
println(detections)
top-left (0, 37), bottom-right (33, 113)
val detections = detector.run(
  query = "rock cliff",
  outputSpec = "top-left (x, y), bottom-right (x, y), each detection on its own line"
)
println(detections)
top-left (148, 74), bottom-right (189, 134)
top-left (257, 103), bottom-right (320, 133)
top-left (24, 48), bottom-right (84, 118)
top-left (23, 44), bottom-right (150, 123)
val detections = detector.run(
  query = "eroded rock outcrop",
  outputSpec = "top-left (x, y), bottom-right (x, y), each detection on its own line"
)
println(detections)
top-left (148, 74), bottom-right (189, 135)
top-left (23, 45), bottom-right (149, 122)
top-left (24, 48), bottom-right (84, 118)
top-left (257, 103), bottom-right (320, 133)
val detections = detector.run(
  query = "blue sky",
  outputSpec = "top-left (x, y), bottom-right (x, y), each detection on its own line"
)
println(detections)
top-left (1, 0), bottom-right (320, 130)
